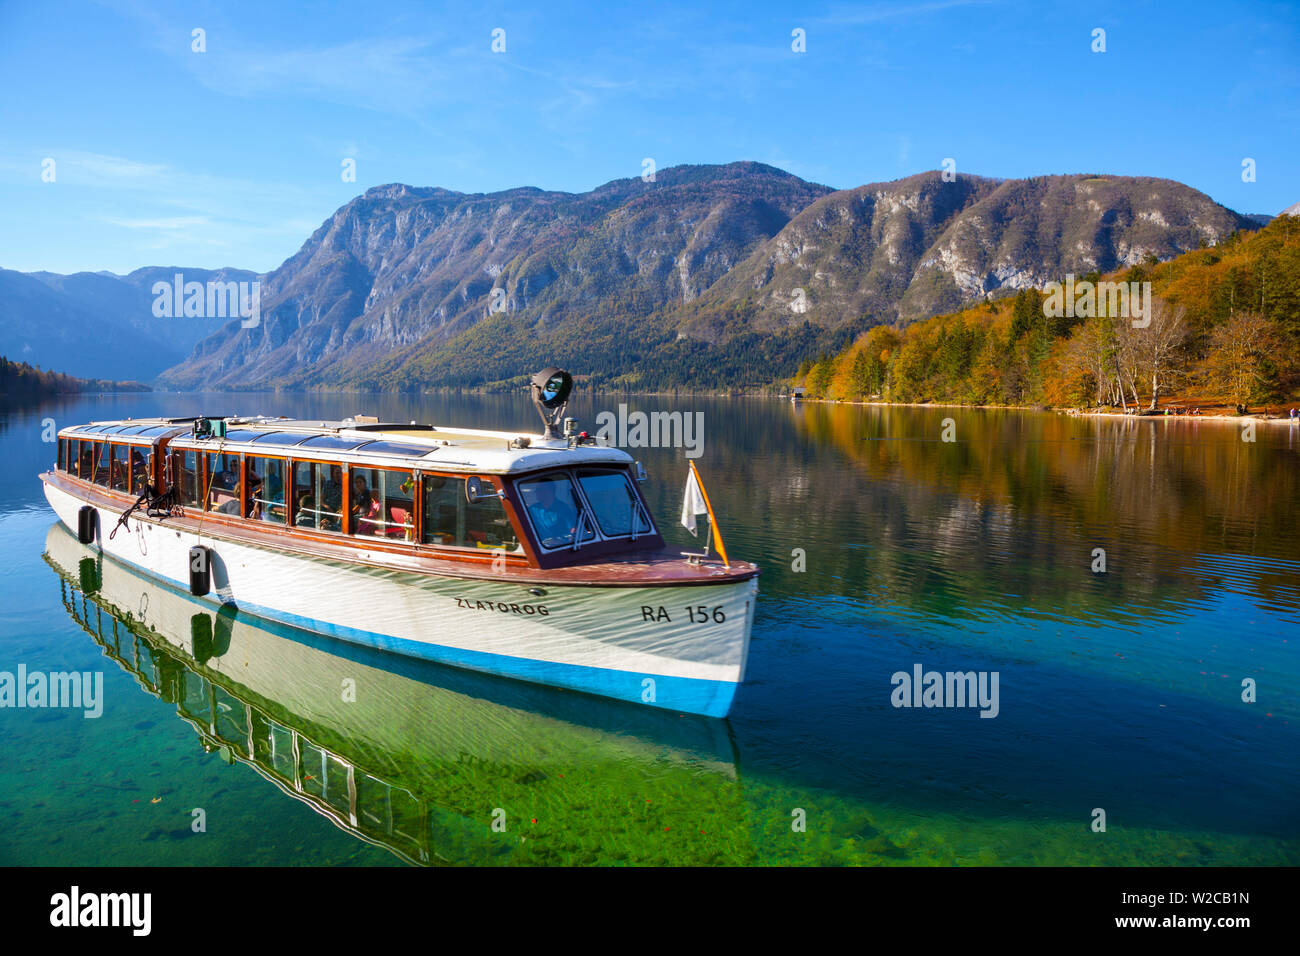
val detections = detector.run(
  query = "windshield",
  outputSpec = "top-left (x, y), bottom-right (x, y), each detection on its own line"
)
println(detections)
top-left (576, 469), bottom-right (651, 538)
top-left (517, 473), bottom-right (598, 550)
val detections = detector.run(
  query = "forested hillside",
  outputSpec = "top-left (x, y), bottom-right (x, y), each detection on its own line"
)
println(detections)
top-left (797, 216), bottom-right (1300, 412)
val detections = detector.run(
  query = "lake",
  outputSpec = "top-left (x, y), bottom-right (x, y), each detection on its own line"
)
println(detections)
top-left (1, 391), bottom-right (1297, 865)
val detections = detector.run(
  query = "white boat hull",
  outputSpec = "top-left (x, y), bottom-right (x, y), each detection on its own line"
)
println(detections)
top-left (44, 480), bottom-right (756, 717)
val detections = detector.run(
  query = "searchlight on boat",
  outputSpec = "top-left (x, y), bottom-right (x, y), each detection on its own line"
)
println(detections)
top-left (530, 367), bottom-right (573, 439)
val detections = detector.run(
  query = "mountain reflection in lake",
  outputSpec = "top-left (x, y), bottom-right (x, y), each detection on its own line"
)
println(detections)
top-left (2, 392), bottom-right (1296, 865)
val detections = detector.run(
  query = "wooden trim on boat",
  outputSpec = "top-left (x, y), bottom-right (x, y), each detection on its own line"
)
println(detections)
top-left (41, 470), bottom-right (759, 588)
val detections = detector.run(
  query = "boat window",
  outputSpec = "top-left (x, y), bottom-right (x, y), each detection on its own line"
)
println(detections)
top-left (246, 456), bottom-right (287, 524)
top-left (299, 434), bottom-right (369, 451)
top-left (138, 425), bottom-right (173, 437)
top-left (350, 467), bottom-right (416, 541)
top-left (176, 449), bottom-right (202, 508)
top-left (205, 452), bottom-right (241, 514)
top-left (516, 473), bottom-right (596, 551)
top-left (292, 461), bottom-right (344, 532)
top-left (109, 444), bottom-right (131, 492)
top-left (129, 445), bottom-right (149, 493)
top-left (575, 469), bottom-right (651, 538)
top-left (422, 476), bottom-right (521, 551)
top-left (118, 424), bottom-right (151, 435)
top-left (76, 441), bottom-right (94, 480)
top-left (94, 442), bottom-right (111, 486)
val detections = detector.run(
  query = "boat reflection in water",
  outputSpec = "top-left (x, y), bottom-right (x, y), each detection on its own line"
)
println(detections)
top-left (44, 523), bottom-right (747, 866)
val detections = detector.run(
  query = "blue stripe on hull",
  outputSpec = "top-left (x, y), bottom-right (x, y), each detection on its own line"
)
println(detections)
top-left (242, 595), bottom-right (740, 718)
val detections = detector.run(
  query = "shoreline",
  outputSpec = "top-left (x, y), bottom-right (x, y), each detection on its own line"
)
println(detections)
top-left (789, 396), bottom-right (1300, 424)
top-left (105, 385), bottom-right (1300, 424)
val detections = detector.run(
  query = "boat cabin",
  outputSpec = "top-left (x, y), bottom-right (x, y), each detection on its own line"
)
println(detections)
top-left (53, 415), bottom-right (663, 570)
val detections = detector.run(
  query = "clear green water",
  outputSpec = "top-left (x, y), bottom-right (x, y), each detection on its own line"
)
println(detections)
top-left (1, 392), bottom-right (1296, 865)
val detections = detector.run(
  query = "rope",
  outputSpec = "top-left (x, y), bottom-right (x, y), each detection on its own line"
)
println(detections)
top-left (107, 484), bottom-right (177, 541)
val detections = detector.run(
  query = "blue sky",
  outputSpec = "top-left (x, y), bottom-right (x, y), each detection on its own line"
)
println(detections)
top-left (1, 0), bottom-right (1297, 275)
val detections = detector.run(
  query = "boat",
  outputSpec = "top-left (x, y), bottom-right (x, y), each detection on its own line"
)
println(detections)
top-left (43, 523), bottom-right (748, 865)
top-left (39, 369), bottom-right (758, 717)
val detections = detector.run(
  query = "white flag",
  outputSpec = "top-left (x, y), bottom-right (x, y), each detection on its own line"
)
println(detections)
top-left (681, 466), bottom-right (707, 536)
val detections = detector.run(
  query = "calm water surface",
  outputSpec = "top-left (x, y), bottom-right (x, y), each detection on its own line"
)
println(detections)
top-left (1, 392), bottom-right (1296, 865)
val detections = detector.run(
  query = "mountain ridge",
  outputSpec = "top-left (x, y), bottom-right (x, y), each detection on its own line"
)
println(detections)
top-left (5, 162), bottom-right (1256, 390)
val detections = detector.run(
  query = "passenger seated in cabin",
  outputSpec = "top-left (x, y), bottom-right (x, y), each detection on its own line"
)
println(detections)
top-left (130, 449), bottom-right (148, 492)
top-left (322, 465), bottom-right (345, 510)
top-left (356, 495), bottom-right (383, 536)
top-left (213, 460), bottom-right (240, 492)
top-left (244, 464), bottom-right (264, 518)
top-left (526, 479), bottom-right (579, 547)
top-left (296, 494), bottom-right (317, 528)
top-left (351, 474), bottom-right (372, 511)
top-left (351, 475), bottom-right (379, 534)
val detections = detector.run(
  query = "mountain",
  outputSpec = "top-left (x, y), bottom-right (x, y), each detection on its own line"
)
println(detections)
top-left (138, 163), bottom-right (1256, 390)
top-left (162, 162), bottom-right (833, 389)
top-left (0, 266), bottom-right (259, 381)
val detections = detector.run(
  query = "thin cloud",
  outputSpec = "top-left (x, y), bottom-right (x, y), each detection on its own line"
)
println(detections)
top-left (190, 36), bottom-right (462, 114)
top-left (0, 150), bottom-right (167, 188)
top-left (106, 215), bottom-right (210, 229)
top-left (815, 0), bottom-right (1000, 26)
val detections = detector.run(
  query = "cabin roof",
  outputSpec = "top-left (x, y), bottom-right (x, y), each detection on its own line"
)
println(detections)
top-left (58, 416), bottom-right (632, 475)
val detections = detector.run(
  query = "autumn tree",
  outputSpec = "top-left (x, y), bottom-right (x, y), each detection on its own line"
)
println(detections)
top-left (1201, 311), bottom-right (1287, 412)
top-left (1120, 298), bottom-right (1189, 409)
top-left (808, 353), bottom-right (835, 397)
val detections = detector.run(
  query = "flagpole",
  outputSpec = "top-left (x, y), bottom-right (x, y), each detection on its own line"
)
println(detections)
top-left (688, 460), bottom-right (729, 567)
